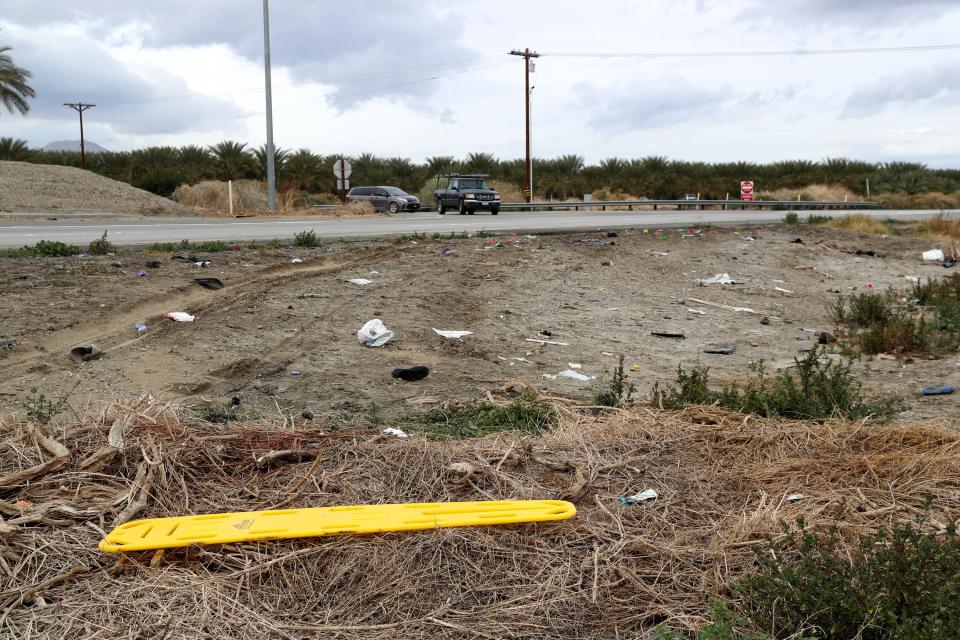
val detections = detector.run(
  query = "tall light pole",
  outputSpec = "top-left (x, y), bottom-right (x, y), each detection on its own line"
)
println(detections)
top-left (509, 49), bottom-right (540, 203)
top-left (63, 102), bottom-right (95, 169)
top-left (262, 0), bottom-right (277, 211)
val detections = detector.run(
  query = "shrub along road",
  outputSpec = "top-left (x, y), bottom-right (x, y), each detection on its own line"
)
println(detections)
top-left (0, 208), bottom-right (955, 248)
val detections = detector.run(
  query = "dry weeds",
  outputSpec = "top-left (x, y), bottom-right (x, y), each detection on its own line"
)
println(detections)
top-left (1, 392), bottom-right (958, 638)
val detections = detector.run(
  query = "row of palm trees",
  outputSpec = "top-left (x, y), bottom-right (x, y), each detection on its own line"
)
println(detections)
top-left (1, 138), bottom-right (958, 200)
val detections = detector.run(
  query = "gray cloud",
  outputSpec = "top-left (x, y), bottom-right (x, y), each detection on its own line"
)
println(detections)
top-left (2, 28), bottom-right (247, 136)
top-left (742, 0), bottom-right (958, 25)
top-left (574, 79), bottom-right (730, 131)
top-left (1, 1), bottom-right (476, 108)
top-left (844, 62), bottom-right (960, 116)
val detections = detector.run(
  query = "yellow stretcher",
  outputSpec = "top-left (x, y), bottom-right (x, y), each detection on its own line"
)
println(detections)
top-left (99, 499), bottom-right (576, 553)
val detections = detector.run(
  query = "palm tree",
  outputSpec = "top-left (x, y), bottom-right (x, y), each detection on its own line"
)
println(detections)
top-left (0, 46), bottom-right (35, 115)
top-left (0, 136), bottom-right (31, 160)
top-left (253, 144), bottom-right (290, 180)
top-left (284, 149), bottom-right (322, 191)
top-left (209, 141), bottom-right (254, 181)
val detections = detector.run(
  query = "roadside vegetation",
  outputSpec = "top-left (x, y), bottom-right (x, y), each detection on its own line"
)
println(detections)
top-left (406, 394), bottom-right (557, 439)
top-left (1, 240), bottom-right (80, 258)
top-left (148, 239), bottom-right (230, 253)
top-left (653, 348), bottom-right (894, 421)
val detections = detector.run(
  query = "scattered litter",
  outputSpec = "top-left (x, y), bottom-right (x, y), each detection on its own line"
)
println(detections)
top-left (618, 489), bottom-right (658, 504)
top-left (0, 338), bottom-right (16, 349)
top-left (818, 332), bottom-right (830, 345)
top-left (687, 308), bottom-right (707, 315)
top-left (542, 374), bottom-right (558, 380)
top-left (358, 319), bottom-right (394, 347)
top-left (193, 277), bottom-right (224, 290)
top-left (441, 247), bottom-right (453, 255)
top-left (922, 249), bottom-right (944, 262)
top-left (433, 328), bottom-right (473, 339)
top-left (513, 357), bottom-right (532, 364)
top-left (786, 493), bottom-right (807, 502)
top-left (854, 249), bottom-right (881, 258)
top-left (601, 351), bottom-right (615, 356)
top-left (559, 369), bottom-right (593, 382)
top-left (607, 231), bottom-right (618, 238)
top-left (801, 328), bottom-right (818, 333)
top-left (653, 251), bottom-right (670, 256)
top-left (790, 238), bottom-right (804, 244)
top-left (921, 386), bottom-right (955, 396)
top-left (69, 345), bottom-right (103, 362)
top-left (526, 338), bottom-right (570, 346)
top-left (629, 363), bottom-right (643, 371)
top-left (742, 236), bottom-right (755, 242)
top-left (902, 275), bottom-right (920, 282)
top-left (167, 312), bottom-right (195, 322)
top-left (347, 278), bottom-right (374, 286)
top-left (290, 370), bottom-right (301, 376)
top-left (703, 345), bottom-right (736, 355)
top-left (945, 259), bottom-right (957, 269)
top-left (697, 273), bottom-right (742, 285)
top-left (370, 270), bottom-right (380, 275)
top-left (383, 428), bottom-right (409, 438)
top-left (567, 363), bottom-right (583, 369)
top-left (194, 261), bottom-right (212, 268)
top-left (688, 298), bottom-right (759, 315)
top-left (135, 323), bottom-right (147, 335)
top-left (392, 366), bottom-right (429, 381)
top-left (795, 265), bottom-right (814, 271)
top-left (137, 270), bottom-right (147, 277)
top-left (774, 286), bottom-right (793, 294)
top-left (291, 258), bottom-right (303, 264)
top-left (538, 330), bottom-right (553, 337)
top-left (865, 283), bottom-right (874, 289)
top-left (760, 317), bottom-right (770, 325)
top-left (651, 331), bottom-right (685, 339)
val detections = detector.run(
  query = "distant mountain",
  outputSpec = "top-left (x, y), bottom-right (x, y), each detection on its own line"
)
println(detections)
top-left (41, 140), bottom-right (108, 153)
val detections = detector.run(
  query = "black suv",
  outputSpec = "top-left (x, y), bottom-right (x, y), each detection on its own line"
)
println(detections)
top-left (433, 174), bottom-right (501, 215)
top-left (346, 186), bottom-right (421, 213)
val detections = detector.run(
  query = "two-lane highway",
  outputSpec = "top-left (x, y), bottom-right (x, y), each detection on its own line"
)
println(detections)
top-left (0, 209), bottom-right (954, 248)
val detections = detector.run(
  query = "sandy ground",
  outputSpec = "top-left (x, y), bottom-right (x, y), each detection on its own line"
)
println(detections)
top-left (0, 161), bottom-right (195, 216)
top-left (1, 225), bottom-right (957, 423)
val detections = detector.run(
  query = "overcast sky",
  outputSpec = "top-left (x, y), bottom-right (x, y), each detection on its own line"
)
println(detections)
top-left (1, 0), bottom-right (959, 166)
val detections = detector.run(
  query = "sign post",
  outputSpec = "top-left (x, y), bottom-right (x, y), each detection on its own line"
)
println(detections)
top-left (333, 158), bottom-right (352, 203)
top-left (740, 180), bottom-right (754, 202)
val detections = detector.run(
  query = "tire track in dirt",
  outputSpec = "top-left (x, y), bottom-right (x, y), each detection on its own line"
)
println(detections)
top-left (0, 249), bottom-right (397, 385)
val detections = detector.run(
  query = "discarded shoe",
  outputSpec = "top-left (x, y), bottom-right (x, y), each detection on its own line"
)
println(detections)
top-left (921, 386), bottom-right (955, 396)
top-left (193, 277), bottom-right (224, 290)
top-left (392, 365), bottom-right (429, 381)
top-left (703, 345), bottom-right (736, 355)
top-left (70, 345), bottom-right (103, 362)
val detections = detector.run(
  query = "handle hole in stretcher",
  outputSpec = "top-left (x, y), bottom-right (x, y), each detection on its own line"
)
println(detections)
top-left (139, 526), bottom-right (154, 539)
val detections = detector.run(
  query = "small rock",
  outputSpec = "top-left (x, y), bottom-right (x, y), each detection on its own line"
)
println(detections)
top-left (600, 261), bottom-right (612, 266)
top-left (760, 317), bottom-right (770, 325)
top-left (301, 410), bottom-right (314, 420)
top-left (607, 231), bottom-right (618, 238)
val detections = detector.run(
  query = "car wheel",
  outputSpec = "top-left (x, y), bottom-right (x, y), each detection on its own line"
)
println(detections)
top-left (388, 201), bottom-right (400, 214)
top-left (436, 199), bottom-right (446, 215)
top-left (491, 208), bottom-right (499, 215)
top-left (458, 199), bottom-right (467, 215)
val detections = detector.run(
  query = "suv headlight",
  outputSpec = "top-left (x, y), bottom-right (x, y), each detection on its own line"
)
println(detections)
top-left (464, 193), bottom-right (476, 199)
top-left (493, 195), bottom-right (501, 200)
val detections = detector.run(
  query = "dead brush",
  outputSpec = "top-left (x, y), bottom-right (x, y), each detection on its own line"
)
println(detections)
top-left (1, 392), bottom-right (959, 638)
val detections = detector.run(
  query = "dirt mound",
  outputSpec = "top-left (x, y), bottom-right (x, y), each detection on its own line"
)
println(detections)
top-left (1, 391), bottom-right (958, 637)
top-left (0, 161), bottom-right (195, 216)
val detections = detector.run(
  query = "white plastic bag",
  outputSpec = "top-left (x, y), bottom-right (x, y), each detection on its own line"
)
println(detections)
top-left (922, 249), bottom-right (944, 261)
top-left (348, 278), bottom-right (374, 286)
top-left (432, 328), bottom-right (473, 339)
top-left (167, 312), bottom-right (195, 322)
top-left (357, 319), bottom-right (394, 347)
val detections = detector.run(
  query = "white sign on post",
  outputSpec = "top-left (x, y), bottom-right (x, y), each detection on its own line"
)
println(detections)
top-left (337, 179), bottom-right (350, 190)
top-left (332, 158), bottom-right (352, 179)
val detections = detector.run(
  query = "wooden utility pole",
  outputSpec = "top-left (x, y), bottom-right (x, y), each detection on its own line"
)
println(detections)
top-left (509, 49), bottom-right (540, 203)
top-left (63, 102), bottom-right (95, 169)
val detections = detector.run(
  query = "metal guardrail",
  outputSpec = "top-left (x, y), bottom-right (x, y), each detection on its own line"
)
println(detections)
top-left (498, 199), bottom-right (883, 211)
top-left (312, 199), bottom-right (882, 212)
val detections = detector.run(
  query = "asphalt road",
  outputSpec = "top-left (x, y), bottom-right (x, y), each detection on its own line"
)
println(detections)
top-left (0, 209), bottom-right (955, 248)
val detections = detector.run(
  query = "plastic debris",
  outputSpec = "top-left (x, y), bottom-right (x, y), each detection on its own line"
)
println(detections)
top-left (542, 374), bottom-right (558, 380)
top-left (760, 317), bottom-right (771, 325)
top-left (0, 338), bottom-right (16, 349)
top-left (703, 346), bottom-right (736, 355)
top-left (433, 328), bottom-right (473, 339)
top-left (357, 319), bottom-right (394, 347)
top-left (921, 386), bottom-right (955, 396)
top-left (618, 489), bottom-right (658, 504)
top-left (291, 370), bottom-right (301, 376)
top-left (137, 270), bottom-right (147, 277)
top-left (567, 363), bottom-right (583, 369)
top-left (193, 278), bottom-right (224, 290)
top-left (167, 312), bottom-right (195, 322)
top-left (392, 366), bottom-right (429, 381)
top-left (559, 369), bottom-right (592, 382)
top-left (383, 427), bottom-right (408, 438)
top-left (291, 258), bottom-right (303, 264)
top-left (69, 345), bottom-right (103, 362)
top-left (347, 278), bottom-right (374, 286)
top-left (194, 261), bottom-right (212, 268)
top-left (651, 331), bottom-right (685, 339)
top-left (922, 249), bottom-right (945, 262)
top-left (135, 323), bottom-right (147, 335)
top-left (774, 286), bottom-right (793, 294)
top-left (688, 308), bottom-right (707, 315)
top-left (526, 337), bottom-right (570, 346)
top-left (697, 273), bottom-right (742, 285)
top-left (786, 493), bottom-right (807, 502)
top-left (945, 259), bottom-right (957, 269)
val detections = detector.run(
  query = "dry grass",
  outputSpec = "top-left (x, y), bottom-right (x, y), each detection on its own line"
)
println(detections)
top-left (763, 183), bottom-right (858, 203)
top-left (173, 180), bottom-right (268, 214)
top-left (824, 213), bottom-right (892, 234)
top-left (1, 392), bottom-right (958, 638)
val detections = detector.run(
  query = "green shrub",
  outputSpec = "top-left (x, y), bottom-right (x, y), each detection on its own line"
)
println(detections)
top-left (734, 517), bottom-right (960, 640)
top-left (806, 214), bottom-right (831, 225)
top-left (9, 240), bottom-right (80, 257)
top-left (88, 230), bottom-right (115, 256)
top-left (149, 239), bottom-right (228, 253)
top-left (653, 348), bottom-right (894, 421)
top-left (294, 229), bottom-right (319, 247)
top-left (783, 211), bottom-right (799, 225)
top-left (591, 355), bottom-right (635, 408)
top-left (409, 395), bottom-right (557, 439)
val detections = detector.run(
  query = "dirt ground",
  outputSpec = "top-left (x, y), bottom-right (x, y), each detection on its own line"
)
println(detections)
top-left (0, 161), bottom-right (195, 216)
top-left (1, 225), bottom-right (958, 424)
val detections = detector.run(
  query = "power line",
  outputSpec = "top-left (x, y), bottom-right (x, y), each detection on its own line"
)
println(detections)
top-left (63, 102), bottom-right (95, 169)
top-left (543, 43), bottom-right (960, 59)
